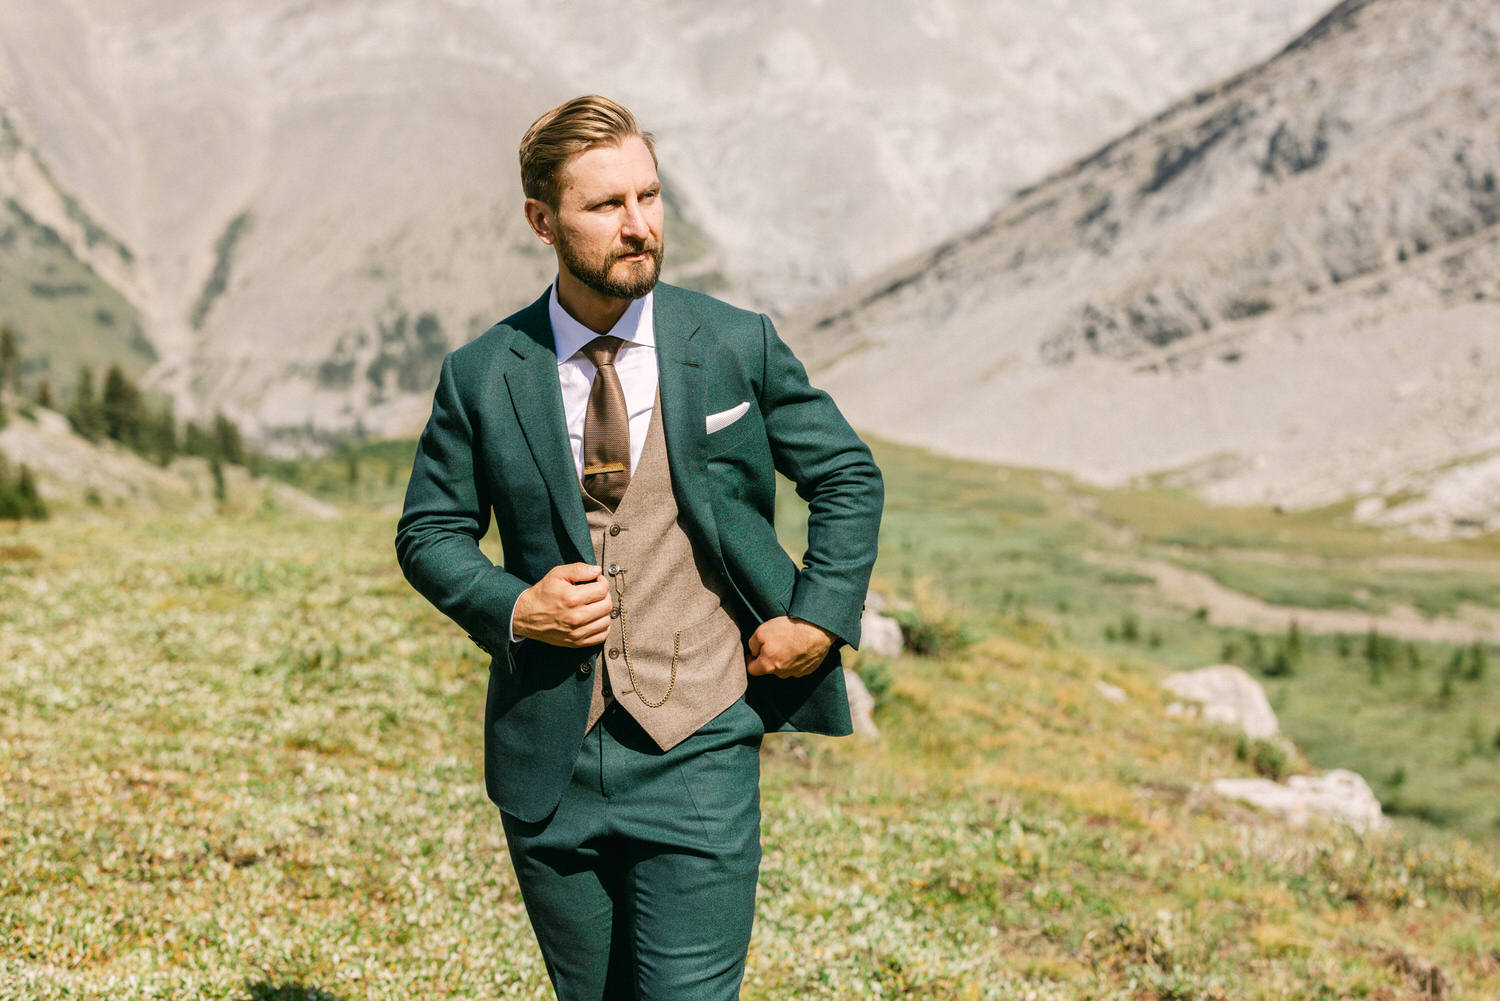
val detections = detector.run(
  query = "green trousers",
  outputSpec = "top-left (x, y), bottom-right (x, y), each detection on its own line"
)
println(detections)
top-left (500, 696), bottom-right (764, 1000)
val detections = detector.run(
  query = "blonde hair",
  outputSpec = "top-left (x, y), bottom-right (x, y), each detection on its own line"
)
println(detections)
top-left (519, 95), bottom-right (657, 207)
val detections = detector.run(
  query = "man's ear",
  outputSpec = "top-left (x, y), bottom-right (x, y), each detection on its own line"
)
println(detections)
top-left (524, 197), bottom-right (556, 246)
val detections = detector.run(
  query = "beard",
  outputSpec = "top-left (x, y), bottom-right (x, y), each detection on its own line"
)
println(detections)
top-left (557, 230), bottom-right (665, 300)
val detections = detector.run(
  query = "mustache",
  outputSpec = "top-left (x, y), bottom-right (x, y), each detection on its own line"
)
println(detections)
top-left (613, 238), bottom-right (661, 259)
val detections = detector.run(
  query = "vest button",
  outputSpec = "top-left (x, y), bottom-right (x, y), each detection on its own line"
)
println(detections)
top-left (609, 524), bottom-right (621, 536)
top-left (607, 563), bottom-right (620, 576)
top-left (608, 648), bottom-right (619, 659)
top-left (579, 661), bottom-right (592, 676)
top-left (609, 606), bottom-right (620, 619)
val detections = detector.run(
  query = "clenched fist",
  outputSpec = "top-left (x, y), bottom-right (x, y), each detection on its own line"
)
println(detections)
top-left (745, 616), bottom-right (835, 678)
top-left (512, 563), bottom-right (612, 648)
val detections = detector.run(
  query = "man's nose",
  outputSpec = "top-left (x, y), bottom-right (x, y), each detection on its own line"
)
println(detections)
top-left (620, 199), bottom-right (650, 239)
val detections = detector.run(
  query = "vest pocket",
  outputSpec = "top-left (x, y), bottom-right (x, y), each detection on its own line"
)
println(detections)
top-left (626, 602), bottom-right (745, 700)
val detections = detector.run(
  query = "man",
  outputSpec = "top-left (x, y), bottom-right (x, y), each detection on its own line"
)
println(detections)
top-left (395, 94), bottom-right (882, 1000)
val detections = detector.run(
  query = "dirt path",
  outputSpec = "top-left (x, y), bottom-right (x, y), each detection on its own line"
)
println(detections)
top-left (1090, 553), bottom-right (1500, 644)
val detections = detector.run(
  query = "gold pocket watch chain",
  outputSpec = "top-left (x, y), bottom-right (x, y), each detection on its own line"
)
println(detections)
top-left (613, 568), bottom-right (677, 707)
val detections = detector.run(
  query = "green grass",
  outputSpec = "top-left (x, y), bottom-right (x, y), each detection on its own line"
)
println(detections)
top-left (1, 508), bottom-right (1496, 999)
top-left (853, 436), bottom-right (1500, 842)
top-left (1170, 555), bottom-right (1500, 616)
top-left (3, 431), bottom-right (1498, 997)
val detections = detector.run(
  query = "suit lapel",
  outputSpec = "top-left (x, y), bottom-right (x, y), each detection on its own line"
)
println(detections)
top-left (502, 296), bottom-right (593, 564)
top-left (654, 287), bottom-right (726, 573)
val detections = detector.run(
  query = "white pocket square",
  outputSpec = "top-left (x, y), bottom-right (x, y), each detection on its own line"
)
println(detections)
top-left (705, 401), bottom-right (750, 434)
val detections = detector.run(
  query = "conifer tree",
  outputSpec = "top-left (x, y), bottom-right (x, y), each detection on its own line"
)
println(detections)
top-left (102, 364), bottom-right (150, 450)
top-left (15, 464), bottom-right (45, 519)
top-left (0, 452), bottom-right (47, 520)
top-left (0, 325), bottom-right (17, 398)
top-left (213, 413), bottom-right (244, 466)
top-left (69, 366), bottom-right (106, 441)
top-left (184, 420), bottom-right (213, 460)
top-left (151, 397), bottom-right (178, 467)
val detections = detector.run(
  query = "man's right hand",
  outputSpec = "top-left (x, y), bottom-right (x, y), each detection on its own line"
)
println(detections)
top-left (512, 563), bottom-right (612, 648)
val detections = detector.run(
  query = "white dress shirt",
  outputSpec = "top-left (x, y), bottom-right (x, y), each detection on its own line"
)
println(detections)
top-left (511, 280), bottom-right (659, 641)
top-left (547, 280), bottom-right (659, 480)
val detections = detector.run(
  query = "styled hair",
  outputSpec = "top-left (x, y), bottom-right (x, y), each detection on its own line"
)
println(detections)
top-left (519, 95), bottom-right (657, 207)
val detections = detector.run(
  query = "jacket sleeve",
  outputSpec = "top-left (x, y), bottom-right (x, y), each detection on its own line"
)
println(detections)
top-left (756, 313), bottom-right (883, 648)
top-left (395, 351), bottom-right (530, 667)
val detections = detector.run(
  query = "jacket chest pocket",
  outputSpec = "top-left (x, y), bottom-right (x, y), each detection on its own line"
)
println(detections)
top-left (705, 408), bottom-right (758, 457)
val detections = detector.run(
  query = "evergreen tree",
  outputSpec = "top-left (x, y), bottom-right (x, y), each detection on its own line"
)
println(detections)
top-left (0, 325), bottom-right (17, 398)
top-left (69, 366), bottom-right (106, 441)
top-left (213, 413), bottom-right (244, 466)
top-left (151, 398), bottom-right (178, 467)
top-left (0, 452), bottom-right (48, 521)
top-left (102, 364), bottom-right (148, 449)
top-left (34, 379), bottom-right (53, 410)
top-left (15, 464), bottom-right (45, 519)
top-left (183, 420), bottom-right (213, 460)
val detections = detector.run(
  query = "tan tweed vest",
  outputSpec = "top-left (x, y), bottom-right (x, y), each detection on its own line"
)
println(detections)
top-left (583, 394), bottom-right (748, 750)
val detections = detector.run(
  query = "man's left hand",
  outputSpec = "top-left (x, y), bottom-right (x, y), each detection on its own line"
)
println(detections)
top-left (746, 616), bottom-right (836, 678)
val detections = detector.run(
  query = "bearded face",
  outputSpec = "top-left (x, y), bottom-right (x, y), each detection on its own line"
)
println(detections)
top-left (539, 135), bottom-right (667, 304)
top-left (555, 222), bottom-right (664, 300)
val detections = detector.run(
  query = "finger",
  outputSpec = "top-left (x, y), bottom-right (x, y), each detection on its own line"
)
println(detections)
top-left (557, 562), bottom-right (602, 583)
top-left (562, 579), bottom-right (610, 605)
top-left (574, 622), bottom-right (611, 646)
top-left (747, 629), bottom-right (765, 657)
top-left (745, 656), bottom-right (768, 676)
top-left (574, 592), bottom-right (614, 621)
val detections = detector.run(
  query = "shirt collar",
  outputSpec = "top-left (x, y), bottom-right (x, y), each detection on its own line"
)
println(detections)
top-left (547, 278), bottom-right (656, 363)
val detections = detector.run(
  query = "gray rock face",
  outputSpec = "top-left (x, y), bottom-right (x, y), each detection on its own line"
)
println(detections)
top-left (1212, 770), bottom-right (1389, 832)
top-left (0, 0), bottom-right (1329, 448)
top-left (793, 0), bottom-right (1500, 533)
top-left (842, 667), bottom-right (879, 741)
top-left (1162, 664), bottom-right (1279, 740)
top-left (860, 600), bottom-right (905, 661)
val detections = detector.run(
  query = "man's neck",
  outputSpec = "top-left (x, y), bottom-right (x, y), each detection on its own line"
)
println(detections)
top-left (555, 272), bottom-right (632, 334)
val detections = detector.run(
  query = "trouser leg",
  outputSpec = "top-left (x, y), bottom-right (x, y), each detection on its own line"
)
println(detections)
top-left (502, 698), bottom-right (765, 1001)
top-left (618, 698), bottom-right (764, 1001)
top-left (501, 724), bottom-right (634, 1001)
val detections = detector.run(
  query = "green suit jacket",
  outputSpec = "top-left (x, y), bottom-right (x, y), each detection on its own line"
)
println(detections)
top-left (395, 283), bottom-right (883, 822)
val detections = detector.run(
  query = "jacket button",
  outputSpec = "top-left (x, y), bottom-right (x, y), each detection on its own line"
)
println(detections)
top-left (609, 524), bottom-right (621, 536)
top-left (579, 661), bottom-right (592, 676)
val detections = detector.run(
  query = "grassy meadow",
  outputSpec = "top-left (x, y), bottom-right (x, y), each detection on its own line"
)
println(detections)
top-left (2, 435), bottom-right (1498, 999)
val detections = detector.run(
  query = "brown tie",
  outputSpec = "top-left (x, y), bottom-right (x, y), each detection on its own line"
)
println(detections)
top-left (581, 335), bottom-right (630, 510)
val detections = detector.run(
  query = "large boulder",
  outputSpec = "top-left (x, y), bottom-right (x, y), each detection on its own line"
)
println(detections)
top-left (1211, 770), bottom-right (1389, 833)
top-left (1162, 664), bottom-right (1278, 739)
top-left (860, 591), bottom-right (905, 660)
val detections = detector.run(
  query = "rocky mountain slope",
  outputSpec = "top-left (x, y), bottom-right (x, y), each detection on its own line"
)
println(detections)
top-left (0, 0), bottom-right (1329, 446)
top-left (789, 0), bottom-right (1500, 538)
